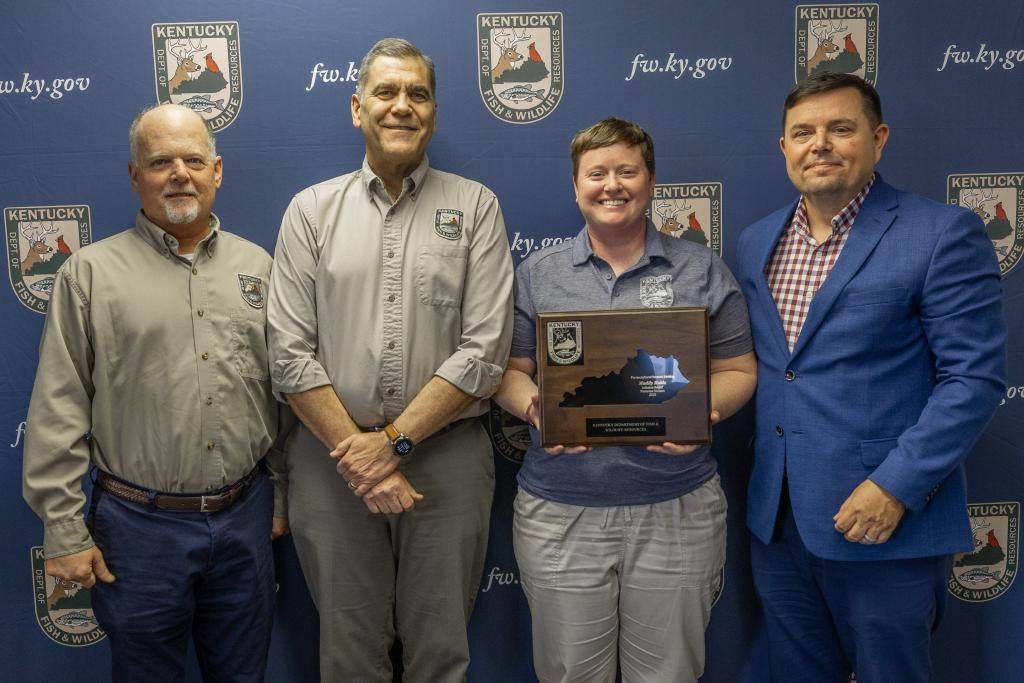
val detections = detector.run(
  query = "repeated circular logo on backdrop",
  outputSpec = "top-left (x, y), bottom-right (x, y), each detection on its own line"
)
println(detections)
top-left (949, 502), bottom-right (1019, 602)
top-left (948, 174), bottom-right (1024, 276)
top-left (795, 4), bottom-right (879, 84)
top-left (478, 12), bottom-right (564, 124)
top-left (30, 547), bottom-right (106, 647)
top-left (152, 22), bottom-right (243, 131)
top-left (5, 205), bottom-right (92, 314)
top-left (648, 183), bottom-right (724, 256)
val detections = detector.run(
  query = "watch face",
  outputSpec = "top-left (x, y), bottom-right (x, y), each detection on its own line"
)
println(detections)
top-left (394, 437), bottom-right (414, 456)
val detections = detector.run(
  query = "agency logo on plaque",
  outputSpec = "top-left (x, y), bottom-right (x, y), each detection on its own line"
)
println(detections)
top-left (947, 173), bottom-right (1023, 276)
top-left (152, 22), bottom-right (243, 131)
top-left (545, 320), bottom-right (583, 366)
top-left (5, 205), bottom-right (92, 314)
top-left (795, 4), bottom-right (879, 84)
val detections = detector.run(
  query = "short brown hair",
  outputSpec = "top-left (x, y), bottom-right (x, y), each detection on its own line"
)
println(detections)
top-left (570, 117), bottom-right (655, 178)
top-left (783, 72), bottom-right (883, 130)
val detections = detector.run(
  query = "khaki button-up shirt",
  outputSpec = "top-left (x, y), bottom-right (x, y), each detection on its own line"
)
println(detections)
top-left (268, 157), bottom-right (513, 426)
top-left (23, 212), bottom-right (282, 557)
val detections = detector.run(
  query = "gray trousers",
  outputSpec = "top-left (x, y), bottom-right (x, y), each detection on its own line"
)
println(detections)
top-left (287, 419), bottom-right (494, 682)
top-left (513, 475), bottom-right (727, 683)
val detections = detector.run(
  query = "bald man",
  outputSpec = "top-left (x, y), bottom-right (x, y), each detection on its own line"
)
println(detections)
top-left (23, 104), bottom-right (284, 682)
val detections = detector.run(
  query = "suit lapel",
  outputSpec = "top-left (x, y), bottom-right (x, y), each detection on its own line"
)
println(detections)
top-left (752, 202), bottom-right (797, 361)
top-left (790, 179), bottom-right (899, 360)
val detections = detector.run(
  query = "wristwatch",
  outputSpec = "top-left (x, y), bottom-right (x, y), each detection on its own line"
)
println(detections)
top-left (382, 423), bottom-right (415, 458)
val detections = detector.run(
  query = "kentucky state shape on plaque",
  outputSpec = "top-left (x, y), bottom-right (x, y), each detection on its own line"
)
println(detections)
top-left (559, 349), bottom-right (689, 407)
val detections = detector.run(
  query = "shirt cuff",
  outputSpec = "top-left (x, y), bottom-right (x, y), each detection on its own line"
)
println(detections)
top-left (271, 358), bottom-right (333, 399)
top-left (43, 519), bottom-right (94, 559)
top-left (435, 354), bottom-right (505, 398)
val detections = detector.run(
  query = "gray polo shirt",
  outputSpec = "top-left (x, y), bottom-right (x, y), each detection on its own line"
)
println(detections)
top-left (512, 221), bottom-right (752, 506)
top-left (23, 212), bottom-right (282, 557)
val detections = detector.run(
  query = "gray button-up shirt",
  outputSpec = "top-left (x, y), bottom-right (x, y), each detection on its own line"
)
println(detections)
top-left (23, 212), bottom-right (282, 557)
top-left (268, 157), bottom-right (513, 426)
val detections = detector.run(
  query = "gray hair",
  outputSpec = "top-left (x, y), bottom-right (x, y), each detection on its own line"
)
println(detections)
top-left (355, 38), bottom-right (436, 100)
top-left (129, 104), bottom-right (217, 166)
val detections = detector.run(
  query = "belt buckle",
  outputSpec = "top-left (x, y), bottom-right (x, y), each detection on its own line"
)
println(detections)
top-left (200, 495), bottom-right (210, 512)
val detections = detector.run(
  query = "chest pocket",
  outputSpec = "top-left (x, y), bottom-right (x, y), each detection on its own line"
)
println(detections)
top-left (230, 309), bottom-right (270, 381)
top-left (417, 245), bottom-right (468, 308)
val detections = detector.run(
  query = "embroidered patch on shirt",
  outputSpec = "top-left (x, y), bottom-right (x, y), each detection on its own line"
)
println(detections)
top-left (435, 209), bottom-right (464, 240)
top-left (237, 274), bottom-right (265, 309)
top-left (639, 274), bottom-right (674, 308)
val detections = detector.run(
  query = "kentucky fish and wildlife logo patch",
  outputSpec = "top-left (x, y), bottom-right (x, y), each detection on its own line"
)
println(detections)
top-left (949, 502), bottom-right (1018, 602)
top-left (435, 209), bottom-right (464, 240)
top-left (478, 12), bottom-right (563, 124)
top-left (5, 205), bottom-right (91, 314)
top-left (649, 183), bottom-right (723, 255)
top-left (795, 4), bottom-right (879, 84)
top-left (948, 173), bottom-right (1024, 276)
top-left (153, 22), bottom-right (243, 131)
top-left (640, 274), bottom-right (674, 308)
top-left (237, 274), bottom-right (265, 309)
top-left (486, 400), bottom-right (531, 464)
top-left (30, 547), bottom-right (106, 646)
top-left (546, 320), bottom-right (582, 366)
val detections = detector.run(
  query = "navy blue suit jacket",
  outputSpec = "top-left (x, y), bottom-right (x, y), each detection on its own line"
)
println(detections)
top-left (735, 176), bottom-right (1006, 560)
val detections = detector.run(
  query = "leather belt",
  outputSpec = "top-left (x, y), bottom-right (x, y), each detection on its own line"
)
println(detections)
top-left (96, 466), bottom-right (261, 513)
top-left (358, 416), bottom-right (478, 435)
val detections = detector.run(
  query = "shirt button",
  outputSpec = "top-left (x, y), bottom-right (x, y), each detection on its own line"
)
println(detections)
top-left (206, 441), bottom-right (214, 450)
top-left (388, 341), bottom-right (396, 350)
top-left (205, 397), bottom-right (213, 405)
top-left (201, 352), bottom-right (209, 360)
top-left (387, 388), bottom-right (395, 396)
top-left (387, 251), bottom-right (395, 258)
top-left (192, 267), bottom-right (198, 275)
top-left (387, 294), bottom-right (395, 302)
top-left (785, 370), bottom-right (795, 381)
top-left (197, 309), bottom-right (204, 317)
top-left (775, 425), bottom-right (784, 436)
top-left (604, 274), bottom-right (612, 280)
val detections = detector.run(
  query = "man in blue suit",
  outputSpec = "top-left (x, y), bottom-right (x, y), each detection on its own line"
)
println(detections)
top-left (735, 73), bottom-right (1006, 682)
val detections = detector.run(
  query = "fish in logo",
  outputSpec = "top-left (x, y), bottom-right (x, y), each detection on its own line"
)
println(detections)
top-left (5, 205), bottom-right (92, 314)
top-left (795, 4), bottom-right (879, 84)
top-left (486, 400), bottom-right (532, 464)
top-left (948, 173), bottom-right (1024, 276)
top-left (478, 12), bottom-right (564, 124)
top-left (649, 183), bottom-right (724, 256)
top-left (948, 501), bottom-right (1019, 603)
top-left (153, 22), bottom-right (243, 131)
top-left (546, 320), bottom-right (583, 366)
top-left (30, 546), bottom-right (106, 646)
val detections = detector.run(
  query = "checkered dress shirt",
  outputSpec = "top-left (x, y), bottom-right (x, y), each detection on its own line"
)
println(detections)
top-left (766, 175), bottom-right (875, 351)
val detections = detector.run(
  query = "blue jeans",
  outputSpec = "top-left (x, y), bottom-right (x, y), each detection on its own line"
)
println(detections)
top-left (88, 471), bottom-right (275, 683)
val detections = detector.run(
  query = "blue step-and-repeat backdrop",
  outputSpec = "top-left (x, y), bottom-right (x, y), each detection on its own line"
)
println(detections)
top-left (1, 2), bottom-right (1021, 681)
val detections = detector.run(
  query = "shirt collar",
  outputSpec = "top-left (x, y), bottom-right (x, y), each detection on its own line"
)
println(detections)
top-left (360, 155), bottom-right (430, 201)
top-left (793, 173), bottom-right (876, 239)
top-left (571, 219), bottom-right (665, 267)
top-left (134, 210), bottom-right (220, 259)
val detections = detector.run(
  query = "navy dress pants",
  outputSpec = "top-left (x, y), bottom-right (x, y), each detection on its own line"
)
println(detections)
top-left (89, 472), bottom-right (275, 683)
top-left (751, 497), bottom-right (949, 683)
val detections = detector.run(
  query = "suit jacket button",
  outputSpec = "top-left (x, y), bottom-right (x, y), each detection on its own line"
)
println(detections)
top-left (785, 370), bottom-right (795, 381)
top-left (775, 425), bottom-right (784, 436)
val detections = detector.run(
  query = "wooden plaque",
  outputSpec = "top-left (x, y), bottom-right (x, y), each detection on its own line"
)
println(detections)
top-left (536, 307), bottom-right (710, 447)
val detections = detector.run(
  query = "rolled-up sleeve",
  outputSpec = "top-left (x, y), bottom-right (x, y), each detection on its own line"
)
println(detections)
top-left (268, 194), bottom-right (333, 397)
top-left (23, 266), bottom-right (97, 558)
top-left (434, 190), bottom-right (514, 398)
